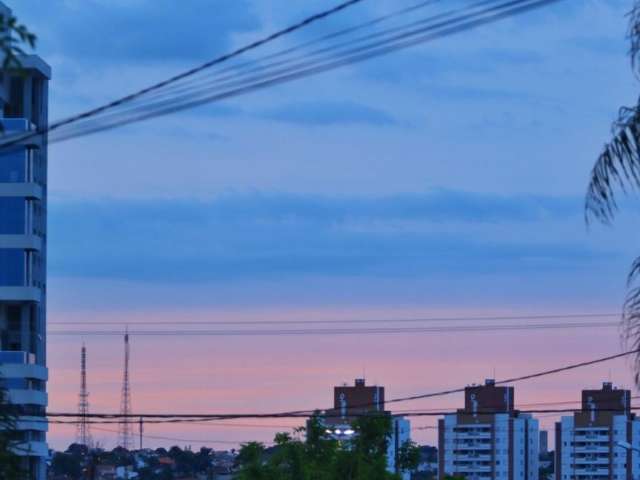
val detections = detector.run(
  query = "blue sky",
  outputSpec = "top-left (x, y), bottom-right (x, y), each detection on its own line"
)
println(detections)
top-left (12, 0), bottom-right (635, 309)
top-left (10, 0), bottom-right (640, 448)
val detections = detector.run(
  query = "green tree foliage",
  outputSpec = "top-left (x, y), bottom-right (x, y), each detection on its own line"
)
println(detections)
top-left (234, 413), bottom-right (420, 480)
top-left (0, 13), bottom-right (36, 68)
top-left (50, 452), bottom-right (83, 479)
top-left (0, 381), bottom-right (23, 480)
top-left (397, 441), bottom-right (421, 474)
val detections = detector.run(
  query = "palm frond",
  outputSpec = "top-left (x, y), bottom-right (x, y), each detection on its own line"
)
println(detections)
top-left (630, 1), bottom-right (640, 76)
top-left (585, 100), bottom-right (640, 224)
top-left (623, 282), bottom-right (640, 385)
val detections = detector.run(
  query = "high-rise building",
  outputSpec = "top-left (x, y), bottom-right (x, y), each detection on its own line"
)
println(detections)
top-left (0, 2), bottom-right (50, 478)
top-left (555, 382), bottom-right (640, 480)
top-left (317, 378), bottom-right (412, 480)
top-left (540, 430), bottom-right (548, 455)
top-left (439, 379), bottom-right (539, 480)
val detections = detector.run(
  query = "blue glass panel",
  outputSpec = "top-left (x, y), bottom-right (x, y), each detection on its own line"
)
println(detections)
top-left (0, 148), bottom-right (26, 182)
top-left (0, 351), bottom-right (28, 364)
top-left (0, 249), bottom-right (24, 286)
top-left (0, 197), bottom-right (25, 234)
top-left (0, 378), bottom-right (28, 389)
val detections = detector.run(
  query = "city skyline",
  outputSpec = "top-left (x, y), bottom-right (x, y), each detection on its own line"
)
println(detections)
top-left (4, 0), bottom-right (640, 455)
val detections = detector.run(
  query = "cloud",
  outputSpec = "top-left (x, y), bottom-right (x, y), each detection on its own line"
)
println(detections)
top-left (257, 101), bottom-right (398, 127)
top-left (12, 0), bottom-right (261, 62)
top-left (46, 190), bottom-right (610, 283)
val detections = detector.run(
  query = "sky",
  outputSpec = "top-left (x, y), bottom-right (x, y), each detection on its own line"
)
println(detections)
top-left (7, 0), bottom-right (640, 450)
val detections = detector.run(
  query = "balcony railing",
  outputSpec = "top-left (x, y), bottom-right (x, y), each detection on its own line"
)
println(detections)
top-left (0, 351), bottom-right (34, 365)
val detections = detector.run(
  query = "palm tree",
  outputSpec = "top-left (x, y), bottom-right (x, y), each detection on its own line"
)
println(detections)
top-left (586, 2), bottom-right (640, 383)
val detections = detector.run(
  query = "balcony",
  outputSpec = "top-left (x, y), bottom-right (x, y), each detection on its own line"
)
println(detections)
top-left (11, 441), bottom-right (48, 458)
top-left (0, 183), bottom-right (43, 199)
top-left (0, 119), bottom-right (42, 149)
top-left (0, 234), bottom-right (43, 251)
top-left (7, 389), bottom-right (47, 406)
top-left (0, 363), bottom-right (47, 381)
top-left (572, 446), bottom-right (610, 454)
top-left (15, 416), bottom-right (48, 432)
top-left (454, 454), bottom-right (492, 462)
top-left (573, 467), bottom-right (610, 476)
top-left (576, 433), bottom-right (610, 442)
top-left (453, 465), bottom-right (492, 473)
top-left (0, 286), bottom-right (42, 302)
top-left (0, 351), bottom-right (35, 364)
top-left (573, 457), bottom-right (609, 465)
top-left (454, 431), bottom-right (492, 440)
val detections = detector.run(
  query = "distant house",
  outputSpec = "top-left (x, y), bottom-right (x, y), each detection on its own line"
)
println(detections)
top-left (115, 465), bottom-right (138, 479)
top-left (158, 456), bottom-right (176, 467)
top-left (95, 464), bottom-right (117, 480)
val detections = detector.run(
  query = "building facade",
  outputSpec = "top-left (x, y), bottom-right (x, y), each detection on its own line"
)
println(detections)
top-left (540, 430), bottom-right (549, 455)
top-left (318, 378), bottom-right (412, 480)
top-left (555, 382), bottom-right (640, 480)
top-left (439, 379), bottom-right (539, 480)
top-left (0, 2), bottom-right (51, 477)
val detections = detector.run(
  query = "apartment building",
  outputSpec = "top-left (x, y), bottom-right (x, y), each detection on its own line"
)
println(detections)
top-left (556, 382), bottom-right (640, 480)
top-left (318, 378), bottom-right (412, 480)
top-left (439, 379), bottom-right (539, 480)
top-left (0, 2), bottom-right (51, 478)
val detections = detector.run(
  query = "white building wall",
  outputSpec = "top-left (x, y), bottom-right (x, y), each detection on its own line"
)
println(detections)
top-left (526, 416), bottom-right (539, 480)
top-left (613, 415), bottom-right (628, 480)
top-left (441, 412), bottom-right (537, 480)
top-left (632, 420), bottom-right (640, 480)
top-left (513, 418), bottom-right (525, 480)
top-left (387, 416), bottom-right (411, 480)
top-left (558, 415), bottom-right (640, 480)
top-left (495, 414), bottom-right (510, 480)
top-left (559, 416), bottom-right (574, 480)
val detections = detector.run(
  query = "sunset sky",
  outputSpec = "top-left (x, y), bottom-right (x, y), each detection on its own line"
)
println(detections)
top-left (9, 0), bottom-right (640, 450)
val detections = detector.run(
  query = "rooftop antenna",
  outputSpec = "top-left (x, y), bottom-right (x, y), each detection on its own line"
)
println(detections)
top-left (118, 328), bottom-right (133, 450)
top-left (76, 343), bottom-right (92, 447)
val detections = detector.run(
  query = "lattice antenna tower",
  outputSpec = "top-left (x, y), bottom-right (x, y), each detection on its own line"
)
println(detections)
top-left (118, 329), bottom-right (133, 450)
top-left (76, 343), bottom-right (92, 447)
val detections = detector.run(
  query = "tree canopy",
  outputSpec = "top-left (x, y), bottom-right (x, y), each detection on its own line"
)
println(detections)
top-left (0, 381), bottom-right (23, 480)
top-left (234, 413), bottom-right (420, 480)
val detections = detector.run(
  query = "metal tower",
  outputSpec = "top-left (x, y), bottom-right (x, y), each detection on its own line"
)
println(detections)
top-left (118, 331), bottom-right (133, 450)
top-left (76, 344), bottom-right (92, 447)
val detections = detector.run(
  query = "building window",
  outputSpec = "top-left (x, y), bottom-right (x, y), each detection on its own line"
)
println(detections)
top-left (5, 76), bottom-right (24, 118)
top-left (0, 197), bottom-right (26, 234)
top-left (0, 249), bottom-right (25, 286)
top-left (0, 149), bottom-right (27, 182)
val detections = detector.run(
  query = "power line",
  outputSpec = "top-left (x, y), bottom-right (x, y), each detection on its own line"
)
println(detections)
top-left (45, 406), bottom-right (640, 423)
top-left (131, 0), bottom-right (446, 104)
top-left (45, 321), bottom-right (618, 337)
top-left (90, 425), bottom-right (263, 446)
top-left (47, 312), bottom-right (622, 326)
top-left (0, 0), bottom-right (565, 147)
top-left (45, 348), bottom-right (638, 421)
top-left (46, 0), bottom-right (563, 144)
top-left (84, 0), bottom-right (485, 113)
top-left (0, 0), bottom-right (366, 149)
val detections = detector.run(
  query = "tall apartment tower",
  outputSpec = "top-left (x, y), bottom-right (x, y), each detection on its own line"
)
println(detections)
top-left (439, 379), bottom-right (539, 480)
top-left (317, 378), bottom-right (412, 480)
top-left (555, 382), bottom-right (640, 480)
top-left (0, 2), bottom-right (51, 479)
